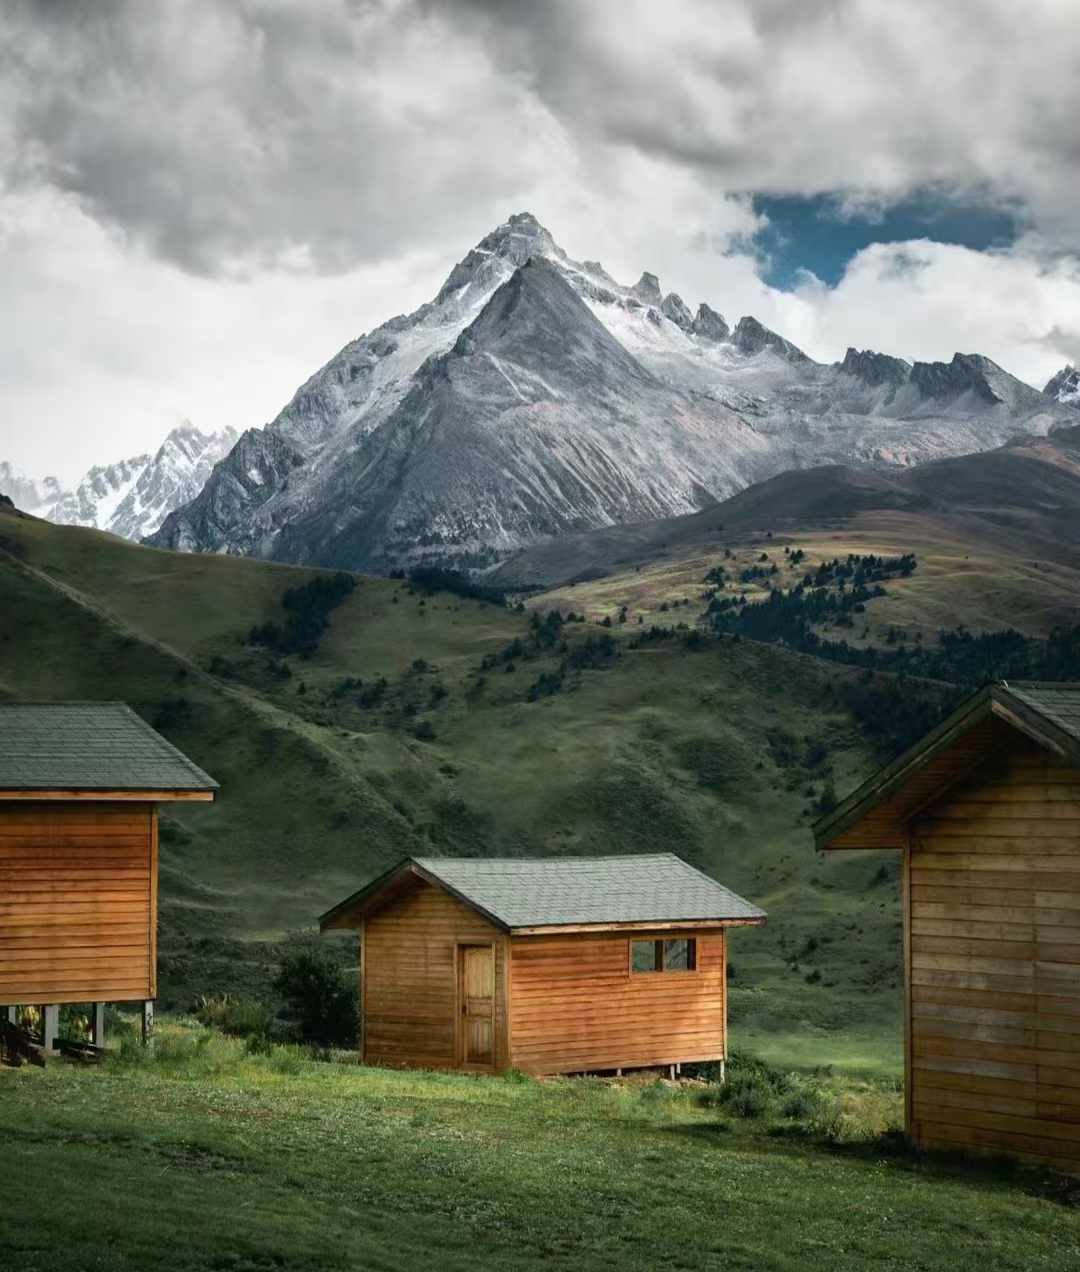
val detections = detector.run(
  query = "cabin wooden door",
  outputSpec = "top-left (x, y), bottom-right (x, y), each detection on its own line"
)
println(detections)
top-left (458, 945), bottom-right (495, 1067)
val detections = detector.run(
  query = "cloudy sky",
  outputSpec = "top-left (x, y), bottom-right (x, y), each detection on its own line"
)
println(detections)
top-left (2, 0), bottom-right (1079, 482)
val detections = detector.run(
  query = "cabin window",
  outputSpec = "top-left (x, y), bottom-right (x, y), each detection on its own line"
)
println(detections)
top-left (631, 938), bottom-right (696, 973)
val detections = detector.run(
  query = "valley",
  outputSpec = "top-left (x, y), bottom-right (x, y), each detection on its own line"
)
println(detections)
top-left (5, 399), bottom-right (1080, 1073)
top-left (0, 501), bottom-right (900, 1064)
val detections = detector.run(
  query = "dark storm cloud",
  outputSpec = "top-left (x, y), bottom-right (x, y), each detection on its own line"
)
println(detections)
top-left (1, 0), bottom-right (561, 275)
top-left (2, 0), bottom-right (1079, 278)
top-left (438, 0), bottom-right (1080, 242)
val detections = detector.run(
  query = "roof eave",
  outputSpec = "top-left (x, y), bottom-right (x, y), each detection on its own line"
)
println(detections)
top-left (319, 858), bottom-right (512, 933)
top-left (813, 682), bottom-right (1080, 851)
top-left (508, 915), bottom-right (767, 936)
top-left (0, 786), bottom-right (216, 801)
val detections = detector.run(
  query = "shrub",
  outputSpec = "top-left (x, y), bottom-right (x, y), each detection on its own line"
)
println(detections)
top-left (723, 1074), bottom-right (776, 1119)
top-left (781, 1086), bottom-right (828, 1121)
top-left (640, 1079), bottom-right (681, 1104)
top-left (244, 1032), bottom-right (275, 1057)
top-left (693, 1051), bottom-right (793, 1120)
top-left (274, 932), bottom-right (358, 1048)
top-left (193, 994), bottom-right (274, 1040)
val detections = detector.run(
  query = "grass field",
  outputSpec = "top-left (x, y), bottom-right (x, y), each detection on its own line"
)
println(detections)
top-left (2, 1019), bottom-right (1077, 1272)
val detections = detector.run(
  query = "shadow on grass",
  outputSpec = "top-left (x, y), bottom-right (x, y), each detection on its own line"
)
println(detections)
top-left (658, 1115), bottom-right (1080, 1208)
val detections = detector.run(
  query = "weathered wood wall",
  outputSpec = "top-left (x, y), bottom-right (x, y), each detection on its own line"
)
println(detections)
top-left (361, 880), bottom-right (508, 1070)
top-left (509, 929), bottom-right (726, 1074)
top-left (0, 802), bottom-right (156, 1005)
top-left (909, 742), bottom-right (1080, 1173)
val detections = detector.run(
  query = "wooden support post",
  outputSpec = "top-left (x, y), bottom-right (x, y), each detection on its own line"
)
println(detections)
top-left (4, 1006), bottom-right (17, 1026)
top-left (42, 1005), bottom-right (59, 1053)
top-left (719, 1060), bottom-right (726, 1085)
top-left (91, 1003), bottom-right (106, 1048)
top-left (668, 1064), bottom-right (676, 1080)
top-left (675, 1063), bottom-right (682, 1076)
top-left (141, 1000), bottom-right (155, 1045)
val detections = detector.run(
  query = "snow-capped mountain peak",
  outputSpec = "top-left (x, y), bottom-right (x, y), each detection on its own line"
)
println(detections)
top-left (1046, 365), bottom-right (1080, 407)
top-left (147, 214), bottom-right (1080, 572)
top-left (436, 211), bottom-right (562, 303)
top-left (6, 423), bottom-right (240, 541)
top-left (0, 462), bottom-right (61, 514)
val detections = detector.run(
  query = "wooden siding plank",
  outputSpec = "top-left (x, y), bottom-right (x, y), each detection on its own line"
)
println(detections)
top-left (359, 878), bottom-right (503, 1073)
top-left (509, 930), bottom-right (726, 1073)
top-left (905, 744), bottom-right (1080, 1169)
top-left (0, 802), bottom-right (154, 1004)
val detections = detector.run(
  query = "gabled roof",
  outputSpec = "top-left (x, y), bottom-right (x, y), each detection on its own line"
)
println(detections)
top-left (321, 852), bottom-right (766, 933)
top-left (814, 681), bottom-right (1080, 851)
top-left (0, 702), bottom-right (218, 795)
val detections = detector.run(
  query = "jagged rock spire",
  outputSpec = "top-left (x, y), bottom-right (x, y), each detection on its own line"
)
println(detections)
top-left (1045, 364), bottom-right (1080, 406)
top-left (691, 303), bottom-right (729, 342)
top-left (732, 316), bottom-right (809, 364)
top-left (840, 347), bottom-right (910, 387)
top-left (661, 292), bottom-right (693, 331)
top-left (632, 271), bottom-right (662, 304)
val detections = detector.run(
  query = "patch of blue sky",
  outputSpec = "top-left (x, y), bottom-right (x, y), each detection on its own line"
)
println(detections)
top-left (751, 190), bottom-right (1025, 289)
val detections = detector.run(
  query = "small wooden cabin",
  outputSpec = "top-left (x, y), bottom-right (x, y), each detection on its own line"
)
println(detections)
top-left (321, 853), bottom-right (765, 1075)
top-left (0, 703), bottom-right (217, 1050)
top-left (815, 681), bottom-right (1080, 1174)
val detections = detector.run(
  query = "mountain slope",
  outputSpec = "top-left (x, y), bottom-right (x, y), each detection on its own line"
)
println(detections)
top-left (149, 213), bottom-right (1077, 571)
top-left (507, 425), bottom-right (1080, 650)
top-left (258, 258), bottom-right (766, 570)
top-left (0, 462), bottom-right (61, 514)
top-left (493, 423), bottom-right (1080, 590)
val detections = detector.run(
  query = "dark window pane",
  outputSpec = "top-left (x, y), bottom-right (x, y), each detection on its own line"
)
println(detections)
top-left (631, 940), bottom-right (658, 972)
top-left (663, 939), bottom-right (695, 971)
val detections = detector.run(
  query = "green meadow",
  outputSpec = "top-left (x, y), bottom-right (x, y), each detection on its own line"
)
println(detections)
top-left (2, 1020), bottom-right (1078, 1272)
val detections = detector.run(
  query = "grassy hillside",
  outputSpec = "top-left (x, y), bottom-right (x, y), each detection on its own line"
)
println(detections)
top-left (2, 1020), bottom-right (1079, 1272)
top-left (526, 509), bottom-right (1080, 643)
top-left (0, 507), bottom-right (903, 1064)
top-left (500, 428), bottom-right (1080, 646)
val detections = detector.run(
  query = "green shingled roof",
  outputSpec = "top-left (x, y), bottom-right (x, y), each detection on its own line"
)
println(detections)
top-left (1005, 682), bottom-right (1080, 746)
top-left (0, 702), bottom-right (218, 792)
top-left (325, 853), bottom-right (766, 931)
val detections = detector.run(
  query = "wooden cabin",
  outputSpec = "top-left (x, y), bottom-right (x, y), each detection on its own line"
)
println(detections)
top-left (0, 702), bottom-right (217, 1052)
top-left (321, 853), bottom-right (765, 1075)
top-left (815, 681), bottom-right (1080, 1174)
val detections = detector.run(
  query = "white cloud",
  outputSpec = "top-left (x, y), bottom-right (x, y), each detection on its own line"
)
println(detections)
top-left (448, 0), bottom-right (1080, 244)
top-left (0, 188), bottom-right (448, 479)
top-left (1, 0), bottom-right (1079, 482)
top-left (784, 240), bottom-right (1080, 384)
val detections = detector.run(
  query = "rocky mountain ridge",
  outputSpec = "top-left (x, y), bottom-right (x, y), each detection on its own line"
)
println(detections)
top-left (1046, 365), bottom-right (1080, 407)
top-left (2, 423), bottom-right (237, 541)
top-left (131, 212), bottom-right (1078, 570)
